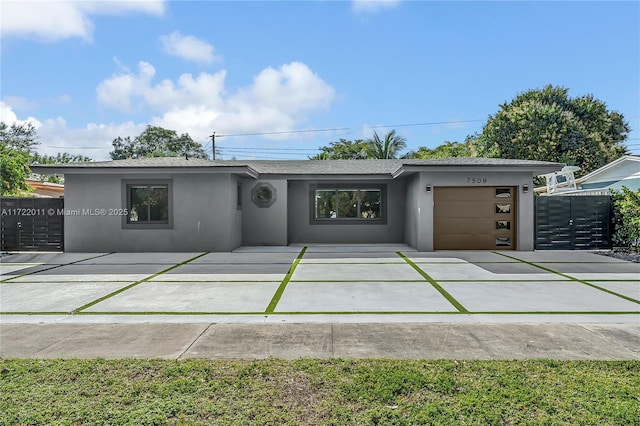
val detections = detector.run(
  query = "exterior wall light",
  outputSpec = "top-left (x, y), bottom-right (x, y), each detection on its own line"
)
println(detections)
top-left (426, 185), bottom-right (432, 192)
top-left (523, 184), bottom-right (529, 193)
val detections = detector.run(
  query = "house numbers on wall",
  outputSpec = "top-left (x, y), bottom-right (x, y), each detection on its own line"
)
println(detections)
top-left (467, 177), bottom-right (488, 184)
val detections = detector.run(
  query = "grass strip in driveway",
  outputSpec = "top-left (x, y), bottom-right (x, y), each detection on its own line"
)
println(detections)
top-left (265, 247), bottom-right (307, 313)
top-left (71, 252), bottom-right (209, 314)
top-left (0, 253), bottom-right (114, 283)
top-left (397, 252), bottom-right (469, 313)
top-left (494, 252), bottom-right (640, 305)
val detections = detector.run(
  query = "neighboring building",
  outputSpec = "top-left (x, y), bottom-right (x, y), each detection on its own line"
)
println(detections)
top-left (32, 157), bottom-right (562, 252)
top-left (538, 155), bottom-right (640, 196)
top-left (25, 180), bottom-right (65, 198)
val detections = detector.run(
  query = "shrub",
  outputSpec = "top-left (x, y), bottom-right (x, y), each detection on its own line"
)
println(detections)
top-left (611, 186), bottom-right (640, 250)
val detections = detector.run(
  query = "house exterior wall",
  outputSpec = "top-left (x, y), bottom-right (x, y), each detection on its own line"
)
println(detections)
top-left (63, 173), bottom-right (239, 252)
top-left (403, 174), bottom-right (420, 248)
top-left (406, 171), bottom-right (535, 251)
top-left (241, 179), bottom-right (288, 246)
top-left (287, 179), bottom-right (406, 244)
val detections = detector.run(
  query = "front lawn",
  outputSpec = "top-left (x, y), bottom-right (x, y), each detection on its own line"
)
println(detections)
top-left (1, 358), bottom-right (638, 425)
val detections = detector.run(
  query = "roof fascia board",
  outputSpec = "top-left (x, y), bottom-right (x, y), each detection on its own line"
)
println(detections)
top-left (394, 164), bottom-right (563, 177)
top-left (31, 165), bottom-right (259, 178)
top-left (258, 173), bottom-right (394, 181)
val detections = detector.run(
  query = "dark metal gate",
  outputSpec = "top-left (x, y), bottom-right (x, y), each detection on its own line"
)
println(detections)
top-left (535, 195), bottom-right (612, 250)
top-left (1, 197), bottom-right (64, 251)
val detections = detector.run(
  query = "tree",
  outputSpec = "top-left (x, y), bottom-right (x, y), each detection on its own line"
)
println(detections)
top-left (403, 139), bottom-right (473, 159)
top-left (110, 126), bottom-right (208, 160)
top-left (366, 130), bottom-right (407, 159)
top-left (0, 122), bottom-right (39, 196)
top-left (31, 152), bottom-right (93, 183)
top-left (309, 139), bottom-right (370, 160)
top-left (473, 85), bottom-right (630, 176)
top-left (32, 152), bottom-right (92, 164)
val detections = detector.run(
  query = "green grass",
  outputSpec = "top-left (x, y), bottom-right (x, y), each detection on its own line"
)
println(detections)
top-left (397, 252), bottom-right (469, 313)
top-left (265, 246), bottom-right (307, 313)
top-left (1, 358), bottom-right (638, 425)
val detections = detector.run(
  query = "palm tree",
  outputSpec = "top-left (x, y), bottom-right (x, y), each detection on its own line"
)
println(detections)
top-left (366, 129), bottom-right (407, 159)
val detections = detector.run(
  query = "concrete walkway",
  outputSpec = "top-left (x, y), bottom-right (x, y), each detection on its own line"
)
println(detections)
top-left (1, 246), bottom-right (638, 359)
top-left (1, 322), bottom-right (638, 360)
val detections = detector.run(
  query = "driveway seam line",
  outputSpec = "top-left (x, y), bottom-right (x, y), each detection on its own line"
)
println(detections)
top-left (573, 323), bottom-right (640, 359)
top-left (0, 252), bottom-right (115, 283)
top-left (71, 252), bottom-right (209, 313)
top-left (265, 247), bottom-right (307, 314)
top-left (396, 251), bottom-right (469, 313)
top-left (493, 252), bottom-right (640, 305)
top-left (31, 324), bottom-right (92, 358)
top-left (177, 323), bottom-right (213, 360)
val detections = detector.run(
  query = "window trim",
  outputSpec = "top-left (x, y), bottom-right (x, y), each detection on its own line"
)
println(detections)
top-left (121, 179), bottom-right (173, 229)
top-left (309, 183), bottom-right (387, 225)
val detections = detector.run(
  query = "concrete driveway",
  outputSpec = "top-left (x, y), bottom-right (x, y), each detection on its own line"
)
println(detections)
top-left (2, 245), bottom-right (638, 319)
top-left (1, 245), bottom-right (638, 359)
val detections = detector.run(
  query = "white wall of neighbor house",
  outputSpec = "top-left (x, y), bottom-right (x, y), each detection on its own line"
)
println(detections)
top-left (241, 179), bottom-right (288, 246)
top-left (408, 171), bottom-right (536, 251)
top-left (63, 173), bottom-right (239, 252)
top-left (287, 179), bottom-right (406, 244)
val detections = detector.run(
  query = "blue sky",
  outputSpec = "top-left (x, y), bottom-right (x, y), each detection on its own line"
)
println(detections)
top-left (2, 0), bottom-right (639, 160)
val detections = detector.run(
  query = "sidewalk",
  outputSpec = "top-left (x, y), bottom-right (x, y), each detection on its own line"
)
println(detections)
top-left (1, 322), bottom-right (638, 360)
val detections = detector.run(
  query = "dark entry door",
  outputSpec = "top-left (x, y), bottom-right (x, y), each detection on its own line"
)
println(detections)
top-left (534, 195), bottom-right (612, 250)
top-left (1, 197), bottom-right (64, 251)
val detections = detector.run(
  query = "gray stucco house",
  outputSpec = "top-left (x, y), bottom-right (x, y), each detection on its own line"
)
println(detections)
top-left (33, 157), bottom-right (562, 252)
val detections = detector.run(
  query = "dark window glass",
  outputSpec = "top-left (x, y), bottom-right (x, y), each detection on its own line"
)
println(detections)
top-left (315, 189), bottom-right (382, 220)
top-left (495, 203), bottom-right (511, 214)
top-left (360, 190), bottom-right (381, 218)
top-left (128, 184), bottom-right (169, 223)
top-left (495, 188), bottom-right (511, 198)
top-left (496, 237), bottom-right (512, 247)
top-left (496, 220), bottom-right (511, 231)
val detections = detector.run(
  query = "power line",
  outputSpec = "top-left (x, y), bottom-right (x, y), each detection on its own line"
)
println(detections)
top-left (218, 146), bottom-right (320, 152)
top-left (217, 120), bottom-right (485, 138)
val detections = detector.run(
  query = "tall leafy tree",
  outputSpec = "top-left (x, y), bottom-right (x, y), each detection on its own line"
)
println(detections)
top-left (473, 85), bottom-right (630, 176)
top-left (1, 122), bottom-right (39, 196)
top-left (309, 138), bottom-right (370, 160)
top-left (366, 130), bottom-right (407, 159)
top-left (403, 139), bottom-right (474, 159)
top-left (110, 126), bottom-right (208, 160)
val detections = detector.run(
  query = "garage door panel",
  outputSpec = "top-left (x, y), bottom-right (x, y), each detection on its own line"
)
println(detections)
top-left (435, 234), bottom-right (500, 250)
top-left (433, 187), bottom-right (516, 250)
top-left (434, 218), bottom-right (495, 234)
top-left (434, 187), bottom-right (495, 201)
top-left (433, 201), bottom-right (495, 218)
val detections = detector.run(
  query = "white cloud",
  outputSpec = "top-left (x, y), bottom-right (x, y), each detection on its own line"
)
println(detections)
top-left (0, 101), bottom-right (42, 127)
top-left (1, 101), bottom-right (144, 160)
top-left (0, 0), bottom-right (164, 41)
top-left (96, 61), bottom-right (335, 141)
top-left (352, 0), bottom-right (401, 15)
top-left (2, 96), bottom-right (38, 110)
top-left (160, 31), bottom-right (220, 64)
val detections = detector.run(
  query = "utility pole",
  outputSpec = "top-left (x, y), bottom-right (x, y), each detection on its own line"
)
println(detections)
top-left (210, 132), bottom-right (216, 160)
